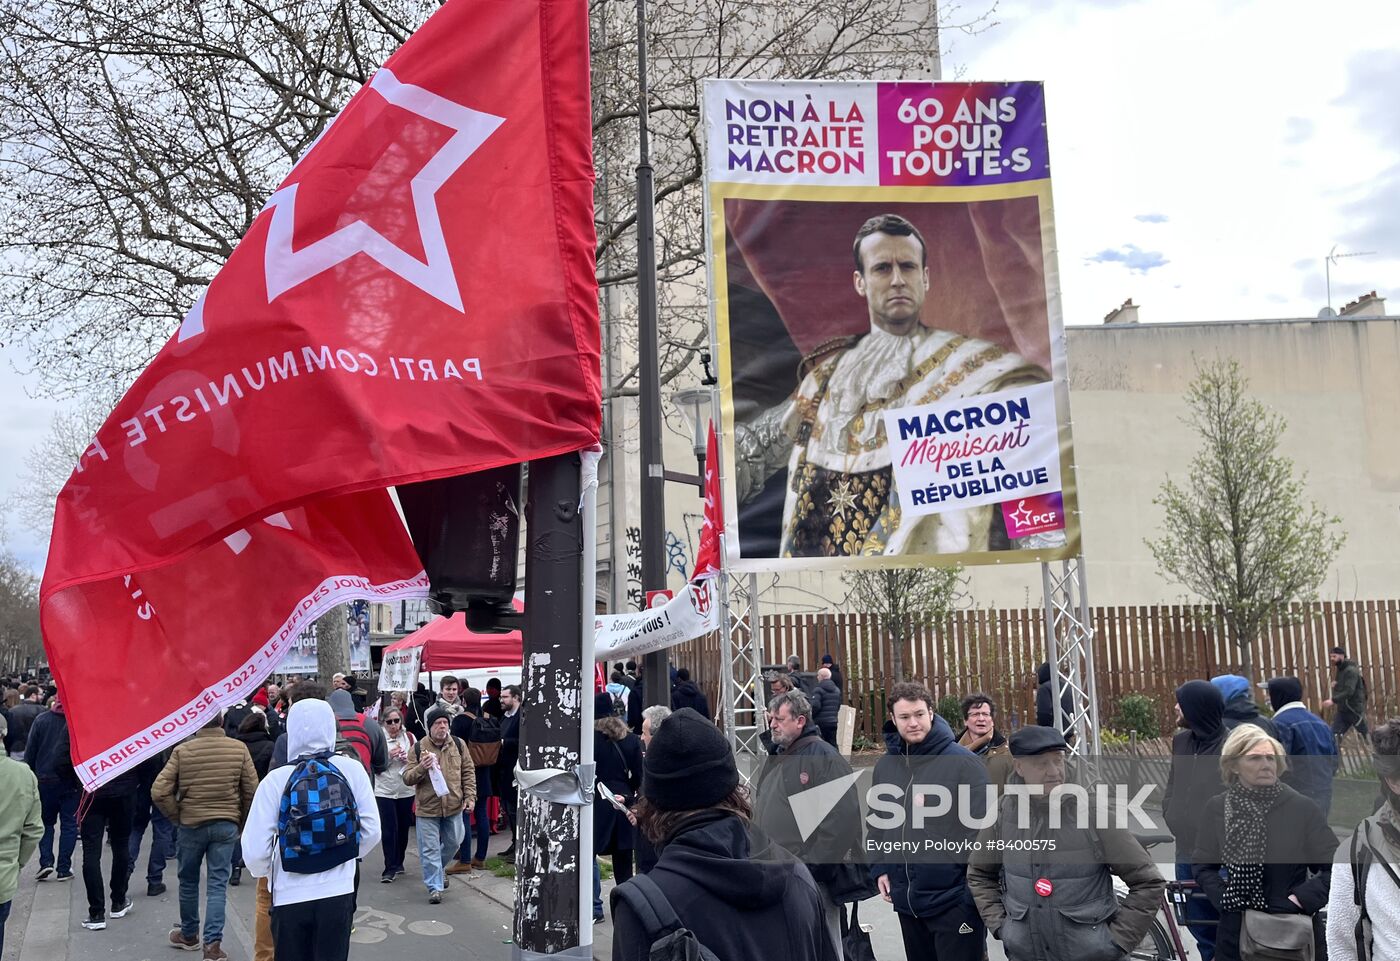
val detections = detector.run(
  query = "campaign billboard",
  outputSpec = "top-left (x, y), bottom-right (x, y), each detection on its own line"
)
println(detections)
top-left (704, 79), bottom-right (1080, 571)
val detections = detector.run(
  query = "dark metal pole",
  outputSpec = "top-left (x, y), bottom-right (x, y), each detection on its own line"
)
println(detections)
top-left (635, 0), bottom-right (668, 709)
top-left (514, 452), bottom-right (584, 955)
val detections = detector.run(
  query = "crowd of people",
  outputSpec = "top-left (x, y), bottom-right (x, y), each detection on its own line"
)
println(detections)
top-left (0, 672), bottom-right (522, 961)
top-left (0, 642), bottom-right (1391, 961)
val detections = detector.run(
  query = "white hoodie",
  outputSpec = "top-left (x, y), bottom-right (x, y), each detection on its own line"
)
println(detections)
top-left (240, 699), bottom-right (381, 906)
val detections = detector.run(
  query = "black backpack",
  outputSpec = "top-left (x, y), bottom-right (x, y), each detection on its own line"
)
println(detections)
top-left (612, 875), bottom-right (719, 961)
top-left (1350, 818), bottom-right (1400, 961)
top-left (467, 713), bottom-right (502, 767)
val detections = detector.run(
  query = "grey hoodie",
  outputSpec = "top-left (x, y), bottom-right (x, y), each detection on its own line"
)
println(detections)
top-left (328, 689), bottom-right (389, 776)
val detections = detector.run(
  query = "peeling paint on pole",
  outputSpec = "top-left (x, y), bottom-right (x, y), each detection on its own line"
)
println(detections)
top-left (514, 452), bottom-right (585, 953)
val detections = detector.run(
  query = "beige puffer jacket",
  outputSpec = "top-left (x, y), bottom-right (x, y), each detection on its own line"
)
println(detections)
top-left (402, 734), bottom-right (476, 817)
top-left (151, 727), bottom-right (258, 828)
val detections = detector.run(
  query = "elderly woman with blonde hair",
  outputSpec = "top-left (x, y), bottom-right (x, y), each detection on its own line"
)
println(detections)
top-left (1191, 724), bottom-right (1338, 961)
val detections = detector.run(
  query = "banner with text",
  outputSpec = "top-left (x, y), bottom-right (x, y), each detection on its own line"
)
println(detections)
top-left (595, 580), bottom-right (721, 662)
top-left (705, 79), bottom-right (1080, 571)
top-left (378, 643), bottom-right (423, 692)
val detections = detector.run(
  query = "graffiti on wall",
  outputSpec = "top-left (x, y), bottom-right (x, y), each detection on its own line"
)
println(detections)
top-left (623, 525), bottom-right (691, 611)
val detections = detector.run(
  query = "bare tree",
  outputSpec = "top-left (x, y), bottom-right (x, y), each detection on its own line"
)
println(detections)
top-left (0, 530), bottom-right (42, 672)
top-left (1146, 359), bottom-right (1346, 680)
top-left (8, 391), bottom-right (118, 544)
top-left (1, 0), bottom-right (989, 400)
top-left (843, 564), bottom-right (964, 684)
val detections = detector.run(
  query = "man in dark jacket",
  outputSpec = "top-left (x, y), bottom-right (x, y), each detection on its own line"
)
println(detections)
top-left (1262, 676), bottom-right (1339, 816)
top-left (1162, 680), bottom-right (1226, 961)
top-left (25, 695), bottom-right (78, 881)
top-left (1211, 674), bottom-right (1280, 740)
top-left (58, 727), bottom-right (137, 931)
top-left (1323, 647), bottom-right (1369, 745)
top-left (127, 749), bottom-right (177, 897)
top-left (819, 654), bottom-right (844, 693)
top-left (328, 689), bottom-right (388, 778)
top-left (753, 690), bottom-right (863, 949)
top-left (809, 668), bottom-right (842, 747)
top-left (1035, 662), bottom-right (1074, 733)
top-left (5, 687), bottom-right (45, 761)
top-left (496, 685), bottom-right (521, 862)
top-left (668, 668), bottom-right (711, 720)
top-left (968, 727), bottom-right (1165, 961)
top-left (869, 682), bottom-right (988, 961)
top-left (611, 708), bottom-right (839, 961)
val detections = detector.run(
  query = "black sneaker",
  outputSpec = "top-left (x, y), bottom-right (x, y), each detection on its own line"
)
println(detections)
top-left (429, 890), bottom-right (443, 905)
top-left (380, 872), bottom-right (394, 883)
top-left (82, 913), bottom-right (106, 931)
top-left (147, 882), bottom-right (167, 897)
top-left (111, 900), bottom-right (133, 919)
top-left (55, 871), bottom-right (74, 882)
top-left (36, 866), bottom-right (54, 881)
top-left (228, 866), bottom-right (241, 887)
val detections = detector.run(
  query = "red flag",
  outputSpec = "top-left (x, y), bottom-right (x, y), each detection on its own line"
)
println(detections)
top-left (41, 0), bottom-right (599, 789)
top-left (690, 422), bottom-right (723, 581)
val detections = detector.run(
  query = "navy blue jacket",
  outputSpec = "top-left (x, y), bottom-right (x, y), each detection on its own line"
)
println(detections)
top-left (810, 680), bottom-right (841, 731)
top-left (868, 715), bottom-right (987, 922)
top-left (1272, 704), bottom-right (1339, 815)
top-left (670, 680), bottom-right (711, 720)
top-left (24, 708), bottom-right (71, 782)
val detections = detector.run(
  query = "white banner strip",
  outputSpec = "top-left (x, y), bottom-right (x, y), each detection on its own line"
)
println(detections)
top-left (594, 579), bottom-right (721, 663)
top-left (76, 571), bottom-right (429, 790)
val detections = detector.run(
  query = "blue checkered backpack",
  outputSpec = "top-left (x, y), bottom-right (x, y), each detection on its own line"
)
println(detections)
top-left (277, 751), bottom-right (361, 874)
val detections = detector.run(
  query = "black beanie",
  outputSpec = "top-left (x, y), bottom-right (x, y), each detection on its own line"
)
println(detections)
top-left (1265, 677), bottom-right (1303, 712)
top-left (642, 707), bottom-right (738, 811)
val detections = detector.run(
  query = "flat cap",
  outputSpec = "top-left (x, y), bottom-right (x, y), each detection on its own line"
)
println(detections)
top-left (1009, 726), bottom-right (1068, 757)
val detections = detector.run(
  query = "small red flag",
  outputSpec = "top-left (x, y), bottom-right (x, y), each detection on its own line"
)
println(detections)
top-left (690, 421), bottom-right (723, 581)
top-left (41, 0), bottom-right (599, 789)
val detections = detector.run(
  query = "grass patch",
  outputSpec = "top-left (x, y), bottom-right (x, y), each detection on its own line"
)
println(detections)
top-left (483, 857), bottom-right (515, 878)
top-left (599, 861), bottom-right (614, 881)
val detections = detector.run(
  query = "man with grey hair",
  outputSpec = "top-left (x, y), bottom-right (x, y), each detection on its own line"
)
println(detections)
top-left (633, 704), bottom-right (673, 875)
top-left (811, 667), bottom-right (842, 747)
top-left (755, 688), bottom-right (864, 948)
top-left (640, 705), bottom-right (671, 747)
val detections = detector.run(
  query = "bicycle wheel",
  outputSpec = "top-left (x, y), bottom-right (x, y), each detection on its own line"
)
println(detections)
top-left (1127, 918), bottom-right (1176, 961)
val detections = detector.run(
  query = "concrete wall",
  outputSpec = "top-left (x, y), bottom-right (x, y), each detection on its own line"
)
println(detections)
top-left (640, 316), bottom-right (1400, 612)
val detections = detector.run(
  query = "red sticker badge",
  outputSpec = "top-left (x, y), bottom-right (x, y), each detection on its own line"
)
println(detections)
top-left (1034, 878), bottom-right (1054, 897)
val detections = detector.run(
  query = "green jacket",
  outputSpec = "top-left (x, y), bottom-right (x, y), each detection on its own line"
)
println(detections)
top-left (1332, 660), bottom-right (1367, 717)
top-left (0, 757), bottom-right (43, 904)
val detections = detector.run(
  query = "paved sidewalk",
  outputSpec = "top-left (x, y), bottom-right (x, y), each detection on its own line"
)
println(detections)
top-left (2, 816), bottom-right (1191, 961)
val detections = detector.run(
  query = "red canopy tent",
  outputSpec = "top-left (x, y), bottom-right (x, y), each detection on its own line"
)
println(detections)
top-left (383, 600), bottom-right (523, 671)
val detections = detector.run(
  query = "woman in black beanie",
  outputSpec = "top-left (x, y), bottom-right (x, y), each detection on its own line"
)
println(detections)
top-left (610, 708), bottom-right (839, 961)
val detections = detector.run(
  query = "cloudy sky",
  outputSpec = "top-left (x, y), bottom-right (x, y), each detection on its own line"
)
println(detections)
top-left (1, 0), bottom-right (1395, 574)
top-left (950, 0), bottom-right (1398, 324)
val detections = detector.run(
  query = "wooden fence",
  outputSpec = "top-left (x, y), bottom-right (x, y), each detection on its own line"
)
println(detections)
top-left (661, 600), bottom-right (1400, 745)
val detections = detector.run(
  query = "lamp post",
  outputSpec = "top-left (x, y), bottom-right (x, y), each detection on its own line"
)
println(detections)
top-left (666, 388), bottom-right (711, 490)
top-left (634, 0), bottom-right (670, 713)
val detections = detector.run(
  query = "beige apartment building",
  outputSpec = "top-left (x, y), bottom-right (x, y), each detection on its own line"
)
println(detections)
top-left (603, 298), bottom-right (1400, 613)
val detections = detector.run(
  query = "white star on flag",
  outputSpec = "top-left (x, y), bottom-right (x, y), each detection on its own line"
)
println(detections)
top-left (261, 67), bottom-right (505, 312)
